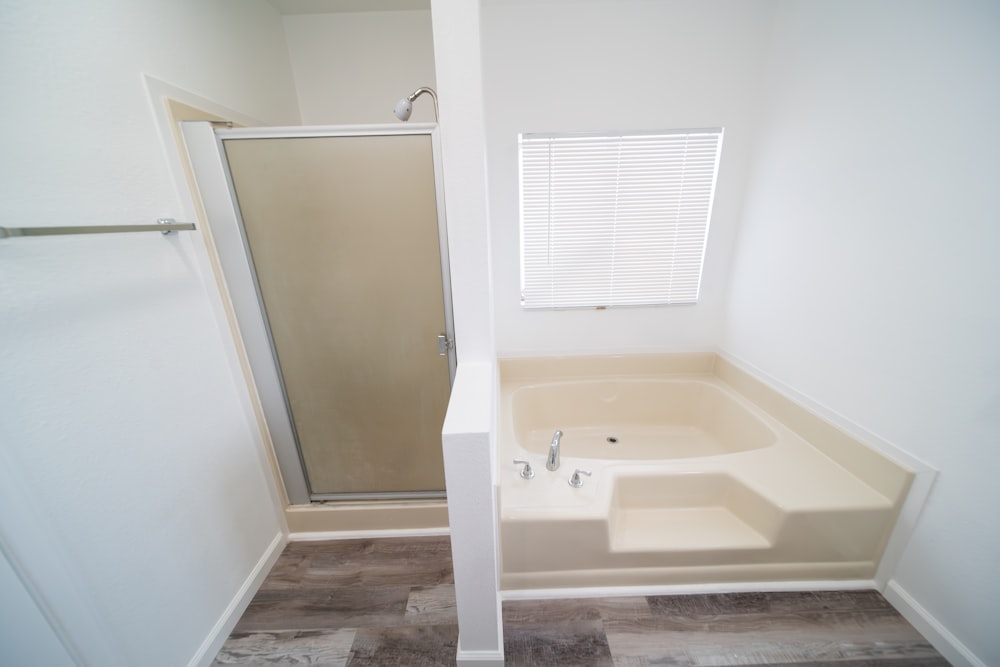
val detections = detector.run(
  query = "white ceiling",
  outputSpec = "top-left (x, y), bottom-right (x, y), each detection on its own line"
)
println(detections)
top-left (268, 0), bottom-right (429, 14)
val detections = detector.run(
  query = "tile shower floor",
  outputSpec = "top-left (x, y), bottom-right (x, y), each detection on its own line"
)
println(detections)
top-left (212, 535), bottom-right (948, 666)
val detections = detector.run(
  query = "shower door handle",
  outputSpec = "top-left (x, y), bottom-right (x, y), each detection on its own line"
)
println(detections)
top-left (437, 333), bottom-right (454, 356)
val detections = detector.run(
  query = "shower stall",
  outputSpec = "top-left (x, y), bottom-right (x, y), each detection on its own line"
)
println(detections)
top-left (183, 122), bottom-right (455, 504)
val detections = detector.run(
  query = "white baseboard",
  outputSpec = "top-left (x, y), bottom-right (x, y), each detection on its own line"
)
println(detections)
top-left (456, 648), bottom-right (505, 666)
top-left (502, 579), bottom-right (875, 601)
top-left (289, 527), bottom-right (450, 541)
top-left (884, 579), bottom-right (985, 667)
top-left (187, 531), bottom-right (287, 667)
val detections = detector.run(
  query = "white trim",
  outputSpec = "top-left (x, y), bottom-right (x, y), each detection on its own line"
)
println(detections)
top-left (144, 76), bottom-right (291, 523)
top-left (217, 122), bottom-right (436, 139)
top-left (502, 579), bottom-right (876, 601)
top-left (289, 527), bottom-right (450, 541)
top-left (456, 648), bottom-right (505, 666)
top-left (884, 580), bottom-right (986, 667)
top-left (187, 530), bottom-right (287, 667)
top-left (142, 74), bottom-right (265, 220)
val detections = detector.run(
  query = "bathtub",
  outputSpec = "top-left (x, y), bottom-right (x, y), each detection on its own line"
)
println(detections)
top-left (498, 354), bottom-right (913, 590)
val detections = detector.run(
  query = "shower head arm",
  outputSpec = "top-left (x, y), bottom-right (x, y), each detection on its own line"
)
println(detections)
top-left (408, 87), bottom-right (438, 120)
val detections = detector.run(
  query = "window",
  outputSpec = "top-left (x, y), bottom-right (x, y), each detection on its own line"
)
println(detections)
top-left (519, 129), bottom-right (723, 309)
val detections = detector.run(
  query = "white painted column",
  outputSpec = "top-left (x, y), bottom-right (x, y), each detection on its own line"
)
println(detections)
top-left (441, 364), bottom-right (502, 665)
top-left (430, 0), bottom-right (502, 664)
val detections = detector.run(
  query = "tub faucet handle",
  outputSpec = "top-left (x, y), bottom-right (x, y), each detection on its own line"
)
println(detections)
top-left (568, 468), bottom-right (592, 488)
top-left (513, 458), bottom-right (535, 479)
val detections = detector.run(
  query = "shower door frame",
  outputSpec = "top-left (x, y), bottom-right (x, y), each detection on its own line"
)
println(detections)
top-left (182, 121), bottom-right (456, 505)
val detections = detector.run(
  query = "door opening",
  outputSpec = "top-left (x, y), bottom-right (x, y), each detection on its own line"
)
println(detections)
top-left (183, 123), bottom-right (455, 503)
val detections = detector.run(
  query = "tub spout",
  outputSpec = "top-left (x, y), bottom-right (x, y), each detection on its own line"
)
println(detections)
top-left (546, 429), bottom-right (563, 471)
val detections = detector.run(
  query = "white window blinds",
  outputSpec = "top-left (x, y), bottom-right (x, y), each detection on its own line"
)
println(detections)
top-left (519, 129), bottom-right (723, 309)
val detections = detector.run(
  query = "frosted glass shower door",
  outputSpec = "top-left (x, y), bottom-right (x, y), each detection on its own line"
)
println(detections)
top-left (223, 133), bottom-right (451, 498)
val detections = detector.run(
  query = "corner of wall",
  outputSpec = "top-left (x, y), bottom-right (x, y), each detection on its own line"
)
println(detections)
top-left (187, 530), bottom-right (287, 667)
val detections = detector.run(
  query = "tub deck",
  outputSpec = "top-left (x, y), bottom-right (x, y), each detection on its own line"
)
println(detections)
top-left (498, 354), bottom-right (913, 590)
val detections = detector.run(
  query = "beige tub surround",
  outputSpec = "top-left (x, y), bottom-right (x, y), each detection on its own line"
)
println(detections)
top-left (498, 355), bottom-right (913, 590)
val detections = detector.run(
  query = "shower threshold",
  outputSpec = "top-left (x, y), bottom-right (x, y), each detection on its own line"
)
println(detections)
top-left (311, 490), bottom-right (447, 503)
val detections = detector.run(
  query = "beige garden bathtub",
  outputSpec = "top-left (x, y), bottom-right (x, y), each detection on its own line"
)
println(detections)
top-left (498, 353), bottom-right (914, 590)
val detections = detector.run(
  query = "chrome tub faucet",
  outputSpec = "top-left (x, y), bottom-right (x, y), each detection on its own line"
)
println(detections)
top-left (546, 429), bottom-right (563, 471)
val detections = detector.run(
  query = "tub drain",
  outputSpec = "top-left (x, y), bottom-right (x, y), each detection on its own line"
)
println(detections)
top-left (606, 436), bottom-right (619, 444)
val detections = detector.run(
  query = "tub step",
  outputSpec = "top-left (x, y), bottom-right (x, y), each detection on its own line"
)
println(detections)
top-left (610, 507), bottom-right (771, 553)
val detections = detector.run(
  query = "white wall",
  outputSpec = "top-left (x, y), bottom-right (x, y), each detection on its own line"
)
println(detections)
top-left (0, 1), bottom-right (299, 664)
top-left (480, 0), bottom-right (776, 356)
top-left (0, 550), bottom-right (75, 666)
top-left (722, 1), bottom-right (1000, 664)
top-left (283, 10), bottom-right (437, 124)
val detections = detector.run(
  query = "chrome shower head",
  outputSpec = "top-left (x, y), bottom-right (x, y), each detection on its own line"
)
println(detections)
top-left (393, 97), bottom-right (413, 121)
top-left (393, 86), bottom-right (438, 121)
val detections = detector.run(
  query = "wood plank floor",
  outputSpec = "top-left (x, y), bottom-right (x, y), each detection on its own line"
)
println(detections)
top-left (212, 536), bottom-right (949, 666)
